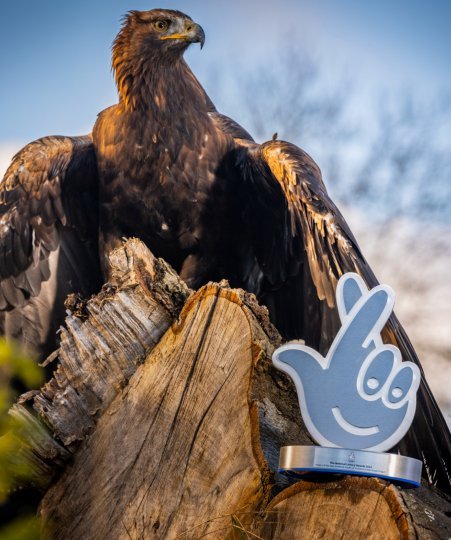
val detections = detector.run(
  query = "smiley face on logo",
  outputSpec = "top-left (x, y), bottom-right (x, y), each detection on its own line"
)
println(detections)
top-left (272, 273), bottom-right (421, 452)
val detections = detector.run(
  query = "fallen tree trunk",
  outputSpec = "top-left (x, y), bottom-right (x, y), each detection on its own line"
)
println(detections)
top-left (12, 240), bottom-right (451, 538)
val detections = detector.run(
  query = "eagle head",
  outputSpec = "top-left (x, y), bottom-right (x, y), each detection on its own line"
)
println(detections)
top-left (114, 9), bottom-right (205, 61)
top-left (112, 9), bottom-right (205, 109)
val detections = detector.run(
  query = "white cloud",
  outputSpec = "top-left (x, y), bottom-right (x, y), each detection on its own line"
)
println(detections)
top-left (0, 142), bottom-right (24, 179)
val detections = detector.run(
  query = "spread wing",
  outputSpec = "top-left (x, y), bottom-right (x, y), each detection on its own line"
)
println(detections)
top-left (237, 139), bottom-right (373, 348)
top-left (0, 135), bottom-right (99, 310)
top-left (0, 135), bottom-right (102, 356)
top-left (236, 138), bottom-right (451, 494)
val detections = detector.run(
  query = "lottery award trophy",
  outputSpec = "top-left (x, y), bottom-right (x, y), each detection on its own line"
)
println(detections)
top-left (272, 273), bottom-right (422, 486)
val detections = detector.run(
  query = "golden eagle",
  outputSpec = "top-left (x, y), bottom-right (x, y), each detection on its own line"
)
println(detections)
top-left (1, 9), bottom-right (450, 492)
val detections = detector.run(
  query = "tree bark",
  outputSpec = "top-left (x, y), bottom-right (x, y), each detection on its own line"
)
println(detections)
top-left (12, 239), bottom-right (451, 539)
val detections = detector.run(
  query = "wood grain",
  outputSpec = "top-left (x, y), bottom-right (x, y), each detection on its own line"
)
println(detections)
top-left (39, 284), bottom-right (274, 539)
top-left (254, 477), bottom-right (412, 539)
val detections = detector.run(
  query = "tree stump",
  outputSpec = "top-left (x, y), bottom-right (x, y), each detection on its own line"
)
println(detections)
top-left (255, 477), bottom-right (412, 539)
top-left (11, 239), bottom-right (451, 539)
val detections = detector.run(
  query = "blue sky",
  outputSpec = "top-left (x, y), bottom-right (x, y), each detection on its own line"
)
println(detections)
top-left (1, 0), bottom-right (450, 143)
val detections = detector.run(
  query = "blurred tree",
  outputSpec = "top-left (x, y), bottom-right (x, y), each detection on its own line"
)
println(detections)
top-left (344, 94), bottom-right (451, 224)
top-left (0, 340), bottom-right (43, 540)
top-left (216, 45), bottom-right (451, 224)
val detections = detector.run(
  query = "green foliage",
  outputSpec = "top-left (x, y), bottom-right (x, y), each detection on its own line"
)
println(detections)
top-left (0, 339), bottom-right (44, 540)
top-left (0, 517), bottom-right (40, 540)
top-left (0, 340), bottom-right (42, 398)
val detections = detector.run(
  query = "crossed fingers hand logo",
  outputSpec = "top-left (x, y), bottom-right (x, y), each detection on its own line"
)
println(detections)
top-left (272, 273), bottom-right (421, 452)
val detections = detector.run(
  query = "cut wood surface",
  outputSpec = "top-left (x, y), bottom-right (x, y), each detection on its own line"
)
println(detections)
top-left (255, 477), bottom-right (412, 540)
top-left (255, 476), bottom-right (451, 539)
top-left (9, 239), bottom-right (451, 538)
top-left (40, 284), bottom-right (274, 539)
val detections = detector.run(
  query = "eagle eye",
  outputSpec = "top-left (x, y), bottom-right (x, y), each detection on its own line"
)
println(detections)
top-left (153, 20), bottom-right (169, 32)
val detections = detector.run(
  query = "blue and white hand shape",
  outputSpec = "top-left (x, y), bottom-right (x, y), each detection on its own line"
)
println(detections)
top-left (273, 273), bottom-right (421, 452)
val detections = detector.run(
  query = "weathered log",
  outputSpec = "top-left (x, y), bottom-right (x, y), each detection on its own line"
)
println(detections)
top-left (40, 283), bottom-right (275, 539)
top-left (10, 239), bottom-right (190, 481)
top-left (10, 239), bottom-right (450, 538)
top-left (35, 238), bottom-right (190, 448)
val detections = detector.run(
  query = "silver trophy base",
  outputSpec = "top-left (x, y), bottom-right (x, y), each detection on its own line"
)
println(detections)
top-left (279, 446), bottom-right (422, 487)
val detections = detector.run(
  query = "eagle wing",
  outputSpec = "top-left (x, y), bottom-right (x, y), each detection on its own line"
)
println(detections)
top-left (237, 139), bottom-right (374, 348)
top-left (236, 137), bottom-right (451, 494)
top-left (0, 135), bottom-right (99, 348)
top-left (0, 135), bottom-right (99, 310)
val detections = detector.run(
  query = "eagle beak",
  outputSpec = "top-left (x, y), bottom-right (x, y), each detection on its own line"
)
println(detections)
top-left (188, 22), bottom-right (205, 49)
top-left (160, 22), bottom-right (205, 49)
